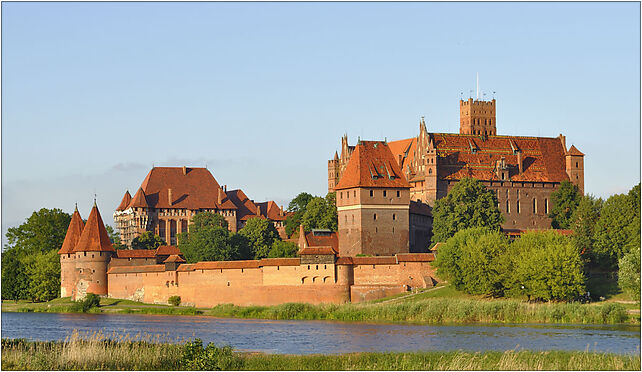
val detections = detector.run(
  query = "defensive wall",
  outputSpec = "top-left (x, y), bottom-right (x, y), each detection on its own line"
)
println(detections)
top-left (106, 253), bottom-right (437, 306)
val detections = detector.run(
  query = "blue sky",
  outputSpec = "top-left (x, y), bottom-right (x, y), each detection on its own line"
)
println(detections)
top-left (2, 2), bottom-right (640, 238)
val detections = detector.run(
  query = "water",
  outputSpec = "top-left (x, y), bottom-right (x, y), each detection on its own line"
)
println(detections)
top-left (1, 312), bottom-right (639, 355)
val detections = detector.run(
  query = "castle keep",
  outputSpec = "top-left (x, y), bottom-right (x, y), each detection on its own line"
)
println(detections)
top-left (329, 98), bottom-right (585, 238)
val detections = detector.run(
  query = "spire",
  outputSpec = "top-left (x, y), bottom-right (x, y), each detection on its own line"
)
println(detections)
top-left (116, 190), bottom-right (132, 211)
top-left (73, 203), bottom-right (114, 253)
top-left (58, 207), bottom-right (85, 254)
top-left (128, 187), bottom-right (148, 208)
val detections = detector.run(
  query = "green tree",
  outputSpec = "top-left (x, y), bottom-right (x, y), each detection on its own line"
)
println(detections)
top-left (105, 225), bottom-right (126, 250)
top-left (5, 208), bottom-right (71, 256)
top-left (285, 192), bottom-right (314, 237)
top-left (178, 225), bottom-right (238, 263)
top-left (593, 192), bottom-right (638, 269)
top-left (507, 231), bottom-right (585, 301)
top-left (618, 245), bottom-right (641, 303)
top-left (131, 231), bottom-right (166, 250)
top-left (570, 195), bottom-right (602, 263)
top-left (301, 193), bottom-right (338, 232)
top-left (239, 217), bottom-right (280, 260)
top-left (191, 212), bottom-right (229, 231)
top-left (431, 178), bottom-right (503, 244)
top-left (433, 227), bottom-right (509, 296)
top-left (1, 249), bottom-right (29, 301)
top-left (23, 250), bottom-right (60, 302)
top-left (268, 241), bottom-right (299, 258)
top-left (548, 181), bottom-right (581, 229)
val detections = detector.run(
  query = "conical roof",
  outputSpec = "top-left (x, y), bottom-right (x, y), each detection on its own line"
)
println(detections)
top-left (73, 202), bottom-right (114, 252)
top-left (58, 206), bottom-right (85, 254)
top-left (116, 190), bottom-right (132, 211)
top-left (128, 188), bottom-right (148, 208)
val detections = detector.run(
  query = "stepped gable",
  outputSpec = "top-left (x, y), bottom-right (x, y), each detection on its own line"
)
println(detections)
top-left (58, 207), bottom-right (85, 254)
top-left (226, 189), bottom-right (260, 221)
top-left (136, 167), bottom-right (237, 210)
top-left (128, 188), bottom-right (148, 208)
top-left (116, 191), bottom-right (132, 211)
top-left (335, 140), bottom-right (411, 190)
top-left (73, 202), bottom-right (114, 253)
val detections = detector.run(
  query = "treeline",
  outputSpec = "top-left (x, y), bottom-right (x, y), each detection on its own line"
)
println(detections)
top-left (432, 179), bottom-right (641, 302)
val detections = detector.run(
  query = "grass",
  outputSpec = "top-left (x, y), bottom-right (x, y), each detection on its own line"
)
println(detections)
top-left (2, 335), bottom-right (639, 370)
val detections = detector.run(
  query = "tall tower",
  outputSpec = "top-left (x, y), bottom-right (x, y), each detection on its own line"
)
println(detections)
top-left (459, 98), bottom-right (496, 136)
top-left (58, 206), bottom-right (84, 298)
top-left (565, 145), bottom-right (585, 194)
top-left (72, 201), bottom-right (114, 300)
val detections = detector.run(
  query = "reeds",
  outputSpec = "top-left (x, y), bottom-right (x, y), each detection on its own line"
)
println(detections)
top-left (2, 335), bottom-right (639, 371)
top-left (208, 298), bottom-right (630, 324)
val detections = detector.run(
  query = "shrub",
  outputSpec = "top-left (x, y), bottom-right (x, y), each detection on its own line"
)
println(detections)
top-left (168, 296), bottom-right (181, 306)
top-left (70, 293), bottom-right (101, 313)
top-left (181, 339), bottom-right (242, 370)
top-left (618, 245), bottom-right (641, 303)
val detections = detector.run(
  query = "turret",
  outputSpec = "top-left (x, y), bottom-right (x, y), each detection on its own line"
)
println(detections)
top-left (58, 205), bottom-right (84, 298)
top-left (72, 201), bottom-right (114, 300)
top-left (565, 145), bottom-right (585, 194)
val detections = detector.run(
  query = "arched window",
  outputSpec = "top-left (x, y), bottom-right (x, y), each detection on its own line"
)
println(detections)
top-left (428, 168), bottom-right (432, 174)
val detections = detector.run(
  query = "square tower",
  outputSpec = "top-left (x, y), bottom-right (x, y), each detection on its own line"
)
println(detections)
top-left (460, 98), bottom-right (496, 136)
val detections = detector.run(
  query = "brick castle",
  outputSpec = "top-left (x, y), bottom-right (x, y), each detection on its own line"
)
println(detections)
top-left (59, 96), bottom-right (584, 306)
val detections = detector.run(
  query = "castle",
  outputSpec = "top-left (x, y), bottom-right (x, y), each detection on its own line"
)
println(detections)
top-left (59, 96), bottom-right (585, 306)
top-left (329, 98), bottom-right (584, 240)
top-left (113, 166), bottom-right (289, 247)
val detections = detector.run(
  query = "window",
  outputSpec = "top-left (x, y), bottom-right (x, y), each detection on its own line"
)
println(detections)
top-left (501, 173), bottom-right (505, 180)
top-left (506, 200), bottom-right (510, 213)
top-left (347, 192), bottom-right (349, 199)
top-left (370, 190), bottom-right (373, 197)
top-left (383, 190), bottom-right (387, 197)
top-left (517, 201), bottom-right (520, 214)
top-left (397, 190), bottom-right (400, 197)
top-left (533, 198), bottom-right (537, 214)
top-left (576, 162), bottom-right (578, 168)
top-left (428, 168), bottom-right (432, 174)
top-left (545, 199), bottom-right (549, 214)
top-left (392, 213), bottom-right (396, 220)
top-left (354, 190), bottom-right (356, 197)
top-left (373, 213), bottom-right (377, 220)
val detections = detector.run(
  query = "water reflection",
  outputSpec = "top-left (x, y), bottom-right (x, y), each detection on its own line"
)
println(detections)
top-left (1, 312), bottom-right (639, 355)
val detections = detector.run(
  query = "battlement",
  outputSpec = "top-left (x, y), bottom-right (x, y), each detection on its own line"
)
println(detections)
top-left (460, 98), bottom-right (497, 136)
top-left (460, 98), bottom-right (496, 107)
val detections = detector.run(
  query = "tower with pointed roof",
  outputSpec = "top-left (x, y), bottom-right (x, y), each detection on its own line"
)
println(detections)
top-left (57, 205), bottom-right (84, 298)
top-left (335, 140), bottom-right (411, 256)
top-left (72, 201), bottom-right (114, 300)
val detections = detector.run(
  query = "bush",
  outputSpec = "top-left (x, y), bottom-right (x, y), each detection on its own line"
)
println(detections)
top-left (71, 293), bottom-right (101, 313)
top-left (181, 339), bottom-right (242, 370)
top-left (618, 245), bottom-right (641, 303)
top-left (168, 296), bottom-right (181, 306)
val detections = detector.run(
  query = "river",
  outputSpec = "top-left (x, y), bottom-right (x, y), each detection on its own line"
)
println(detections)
top-left (1, 312), bottom-right (639, 355)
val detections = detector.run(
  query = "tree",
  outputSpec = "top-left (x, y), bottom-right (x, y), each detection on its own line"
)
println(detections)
top-left (548, 181), bottom-right (581, 229)
top-left (238, 217), bottom-right (280, 260)
top-left (178, 212), bottom-right (241, 263)
top-left (1, 249), bottom-right (29, 301)
top-left (433, 227), bottom-right (509, 296)
top-left (285, 192), bottom-right (314, 237)
top-left (23, 250), bottom-right (60, 302)
top-left (570, 195), bottom-right (602, 263)
top-left (5, 208), bottom-right (71, 256)
top-left (131, 231), bottom-right (166, 250)
top-left (593, 192), bottom-right (638, 269)
top-left (507, 231), bottom-right (585, 301)
top-left (618, 245), bottom-right (641, 303)
top-left (431, 178), bottom-right (503, 244)
top-left (301, 193), bottom-right (338, 232)
top-left (268, 241), bottom-right (299, 258)
top-left (191, 212), bottom-right (229, 231)
top-left (105, 225), bottom-right (126, 250)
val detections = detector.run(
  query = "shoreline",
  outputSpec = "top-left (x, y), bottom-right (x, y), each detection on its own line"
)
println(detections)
top-left (3, 295), bottom-right (640, 326)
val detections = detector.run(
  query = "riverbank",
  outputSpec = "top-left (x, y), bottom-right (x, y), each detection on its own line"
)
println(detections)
top-left (3, 285), bottom-right (639, 325)
top-left (2, 335), bottom-right (639, 371)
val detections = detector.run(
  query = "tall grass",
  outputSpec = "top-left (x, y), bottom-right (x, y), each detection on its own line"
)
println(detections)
top-left (2, 336), bottom-right (639, 370)
top-left (208, 298), bottom-right (630, 324)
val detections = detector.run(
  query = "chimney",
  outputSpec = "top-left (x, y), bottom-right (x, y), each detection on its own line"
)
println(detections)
top-left (168, 188), bottom-right (173, 206)
top-left (224, 185), bottom-right (227, 192)
top-left (280, 205), bottom-right (284, 216)
top-left (182, 166), bottom-right (187, 175)
top-left (517, 151), bottom-right (523, 174)
top-left (299, 224), bottom-right (306, 246)
top-left (256, 205), bottom-right (261, 216)
top-left (217, 188), bottom-right (223, 205)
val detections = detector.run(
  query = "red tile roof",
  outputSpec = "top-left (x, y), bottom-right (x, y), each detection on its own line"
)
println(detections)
top-left (299, 246), bottom-right (337, 256)
top-left (128, 188), bottom-right (149, 208)
top-left (255, 201), bottom-right (289, 221)
top-left (58, 208), bottom-right (85, 254)
top-left (335, 141), bottom-right (411, 190)
top-left (107, 265), bottom-right (165, 274)
top-left (388, 137), bottom-right (416, 171)
top-left (135, 167), bottom-right (237, 210)
top-left (351, 256), bottom-right (398, 265)
top-left (335, 257), bottom-right (354, 265)
top-left (177, 264), bottom-right (196, 272)
top-left (226, 189), bottom-right (260, 221)
top-left (259, 258), bottom-right (301, 266)
top-left (73, 203), bottom-right (115, 253)
top-left (396, 253), bottom-right (435, 262)
top-left (114, 249), bottom-right (156, 258)
top-left (116, 191), bottom-right (132, 211)
top-left (567, 145), bottom-right (584, 156)
top-left (192, 260), bottom-right (261, 270)
top-left (303, 231), bottom-right (339, 252)
top-left (163, 254), bottom-right (186, 263)
top-left (155, 245), bottom-right (182, 256)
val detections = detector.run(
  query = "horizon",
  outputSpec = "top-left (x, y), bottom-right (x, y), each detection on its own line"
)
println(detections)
top-left (2, 2), bottom-right (640, 241)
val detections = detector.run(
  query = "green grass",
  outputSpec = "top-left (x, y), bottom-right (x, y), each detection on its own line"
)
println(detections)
top-left (2, 336), bottom-right (639, 370)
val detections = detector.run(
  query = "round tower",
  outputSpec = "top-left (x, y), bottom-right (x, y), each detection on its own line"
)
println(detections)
top-left (72, 201), bottom-right (114, 300)
top-left (57, 205), bottom-right (85, 298)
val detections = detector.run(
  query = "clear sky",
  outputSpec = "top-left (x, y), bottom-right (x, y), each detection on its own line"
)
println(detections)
top-left (2, 2), bottom-right (640, 239)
